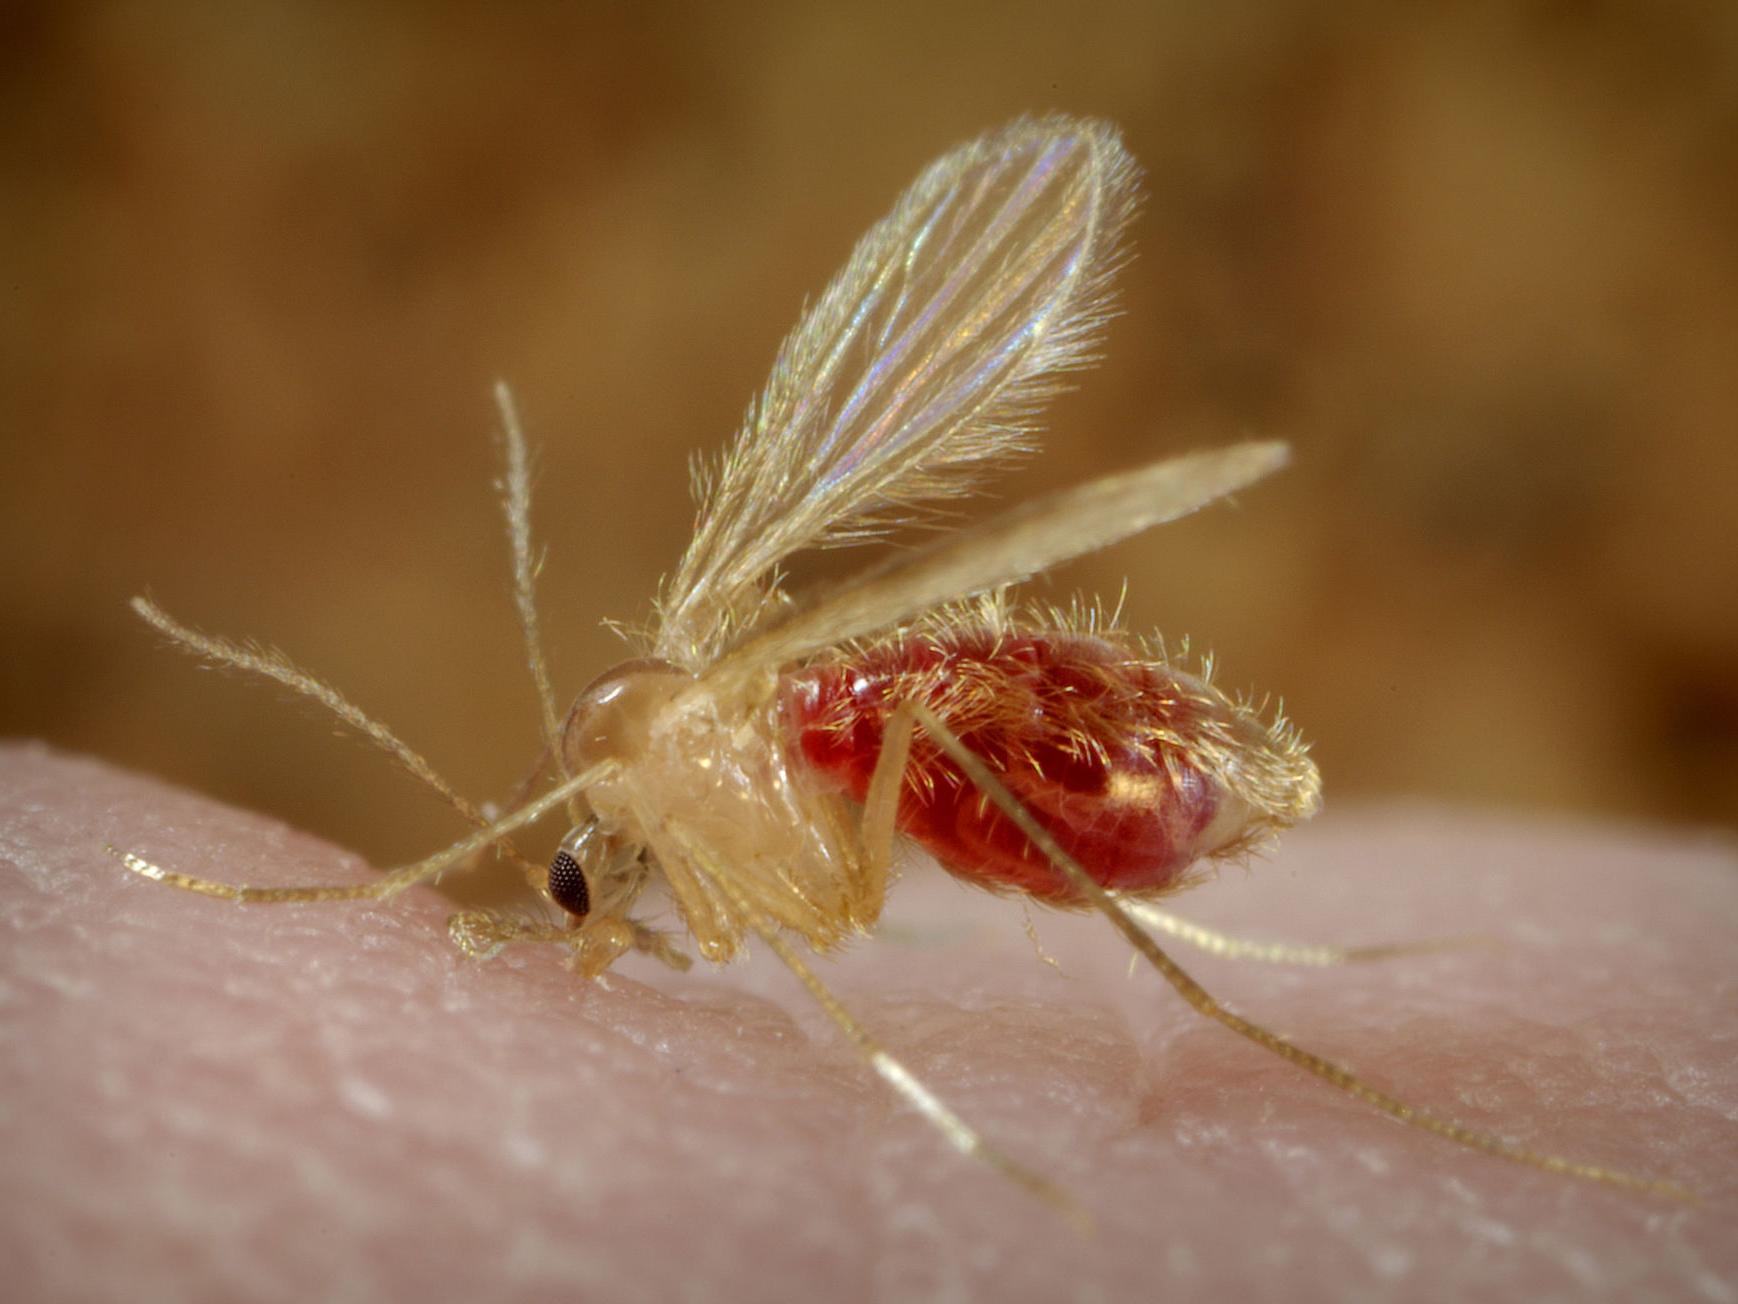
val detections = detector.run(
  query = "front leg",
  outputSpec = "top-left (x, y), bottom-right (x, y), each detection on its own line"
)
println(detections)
top-left (447, 910), bottom-right (690, 978)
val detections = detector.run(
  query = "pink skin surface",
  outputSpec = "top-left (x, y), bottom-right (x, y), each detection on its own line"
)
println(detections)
top-left (3, 740), bottom-right (1735, 1302)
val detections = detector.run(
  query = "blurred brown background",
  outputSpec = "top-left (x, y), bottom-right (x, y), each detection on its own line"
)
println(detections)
top-left (5, 2), bottom-right (1736, 869)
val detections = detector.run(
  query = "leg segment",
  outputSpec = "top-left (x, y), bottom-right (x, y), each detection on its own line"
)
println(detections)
top-left (904, 702), bottom-right (1690, 1201)
top-left (666, 818), bottom-right (1088, 1228)
top-left (1118, 900), bottom-right (1495, 968)
top-left (861, 698), bottom-right (918, 887)
top-left (866, 701), bottom-right (1471, 971)
top-left (448, 908), bottom-right (689, 976)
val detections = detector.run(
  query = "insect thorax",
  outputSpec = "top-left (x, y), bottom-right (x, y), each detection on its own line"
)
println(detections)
top-left (561, 660), bottom-right (878, 962)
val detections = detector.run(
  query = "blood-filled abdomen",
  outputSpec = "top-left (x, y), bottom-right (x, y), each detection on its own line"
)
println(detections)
top-left (781, 622), bottom-right (1320, 903)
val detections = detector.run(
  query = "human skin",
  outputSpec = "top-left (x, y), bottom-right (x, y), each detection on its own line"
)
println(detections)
top-left (3, 741), bottom-right (1734, 1302)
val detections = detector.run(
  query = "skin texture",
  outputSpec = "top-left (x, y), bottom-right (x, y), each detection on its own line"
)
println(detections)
top-left (3, 740), bottom-right (1735, 1302)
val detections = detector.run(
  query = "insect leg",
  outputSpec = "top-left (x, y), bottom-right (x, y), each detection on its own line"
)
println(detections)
top-left (665, 818), bottom-right (1088, 1228)
top-left (1117, 900), bottom-right (1496, 968)
top-left (447, 908), bottom-right (688, 975)
top-left (108, 762), bottom-right (608, 905)
top-left (860, 695), bottom-right (918, 887)
top-left (859, 700), bottom-right (1444, 973)
top-left (903, 701), bottom-right (1691, 1201)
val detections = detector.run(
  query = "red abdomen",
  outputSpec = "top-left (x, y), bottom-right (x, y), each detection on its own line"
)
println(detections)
top-left (781, 627), bottom-right (1296, 903)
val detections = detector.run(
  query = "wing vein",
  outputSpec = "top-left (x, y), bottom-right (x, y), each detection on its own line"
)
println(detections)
top-left (654, 117), bottom-right (1140, 669)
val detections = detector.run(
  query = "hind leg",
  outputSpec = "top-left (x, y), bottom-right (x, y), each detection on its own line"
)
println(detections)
top-left (897, 700), bottom-right (1688, 1201)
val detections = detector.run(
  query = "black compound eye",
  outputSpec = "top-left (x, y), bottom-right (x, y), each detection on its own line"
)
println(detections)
top-left (547, 849), bottom-right (591, 918)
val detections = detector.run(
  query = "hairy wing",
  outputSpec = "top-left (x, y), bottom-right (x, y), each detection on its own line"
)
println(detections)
top-left (707, 442), bottom-right (1290, 685)
top-left (655, 116), bottom-right (1140, 669)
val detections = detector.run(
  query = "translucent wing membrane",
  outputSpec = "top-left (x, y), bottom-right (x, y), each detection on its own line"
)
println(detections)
top-left (656, 117), bottom-right (1140, 669)
top-left (711, 442), bottom-right (1289, 680)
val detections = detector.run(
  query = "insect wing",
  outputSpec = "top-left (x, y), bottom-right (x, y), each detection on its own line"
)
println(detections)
top-left (656, 117), bottom-right (1140, 668)
top-left (710, 440), bottom-right (1289, 682)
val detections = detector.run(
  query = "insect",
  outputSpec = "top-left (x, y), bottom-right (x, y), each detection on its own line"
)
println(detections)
top-left (115, 116), bottom-right (1683, 1211)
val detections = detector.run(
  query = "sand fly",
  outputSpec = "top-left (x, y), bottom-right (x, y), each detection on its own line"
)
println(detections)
top-left (115, 116), bottom-right (1684, 1211)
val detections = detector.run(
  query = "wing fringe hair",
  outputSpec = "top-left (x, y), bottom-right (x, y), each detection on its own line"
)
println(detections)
top-left (656, 117), bottom-right (1141, 668)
